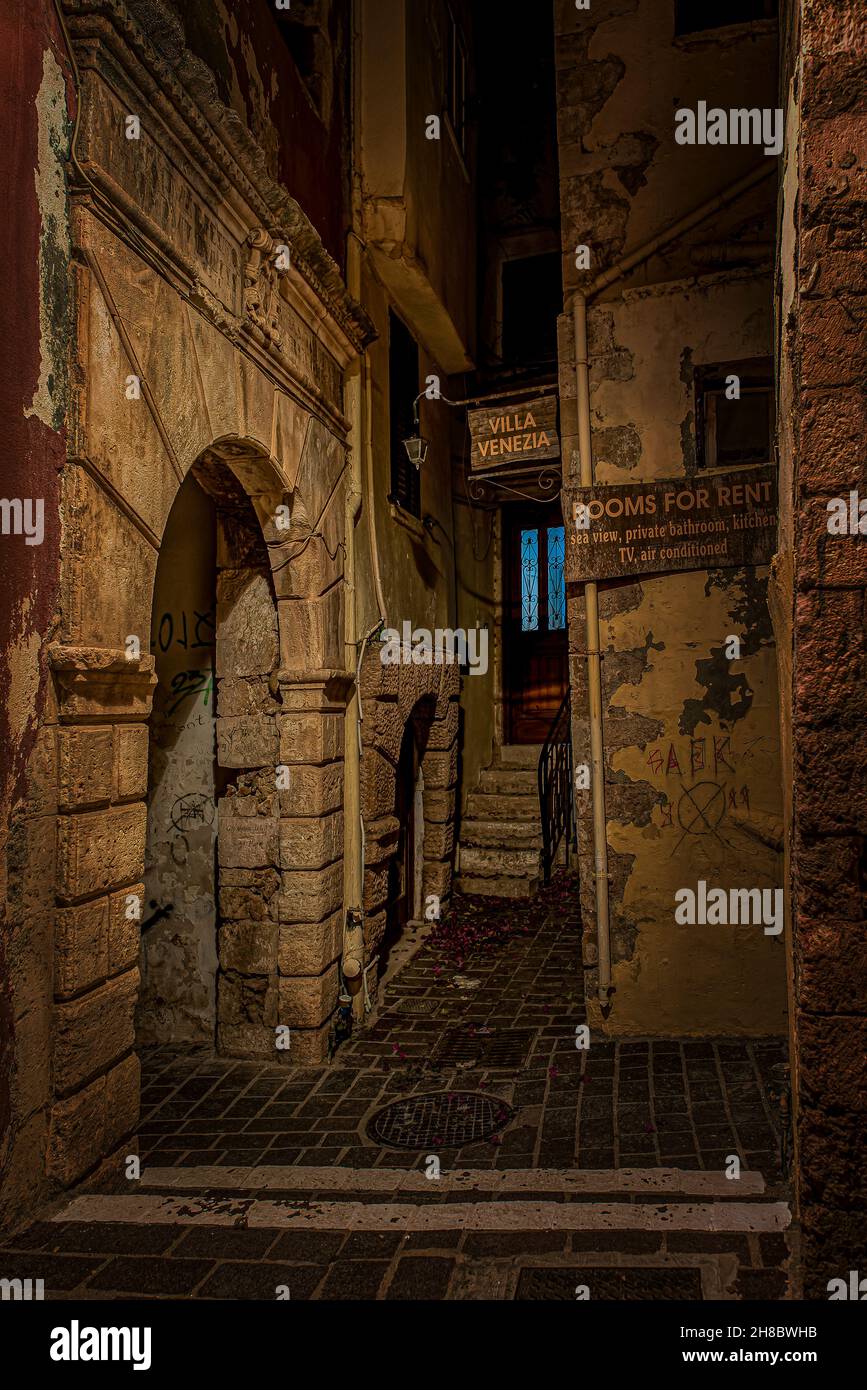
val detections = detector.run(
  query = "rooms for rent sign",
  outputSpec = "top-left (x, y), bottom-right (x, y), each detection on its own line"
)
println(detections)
top-left (565, 465), bottom-right (778, 581)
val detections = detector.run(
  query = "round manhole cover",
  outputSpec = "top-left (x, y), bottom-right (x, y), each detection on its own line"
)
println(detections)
top-left (366, 1091), bottom-right (514, 1150)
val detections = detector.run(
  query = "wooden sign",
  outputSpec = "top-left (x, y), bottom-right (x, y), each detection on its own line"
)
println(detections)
top-left (468, 396), bottom-right (559, 472)
top-left (564, 465), bottom-right (778, 582)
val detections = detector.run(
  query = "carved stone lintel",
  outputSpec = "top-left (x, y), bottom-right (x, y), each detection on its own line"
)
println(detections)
top-left (49, 645), bottom-right (157, 723)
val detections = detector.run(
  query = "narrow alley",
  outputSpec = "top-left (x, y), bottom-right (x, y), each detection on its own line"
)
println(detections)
top-left (0, 878), bottom-right (791, 1300)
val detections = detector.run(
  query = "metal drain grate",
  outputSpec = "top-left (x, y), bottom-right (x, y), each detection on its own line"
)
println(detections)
top-left (389, 998), bottom-right (440, 1017)
top-left (431, 1028), bottom-right (536, 1070)
top-left (515, 1268), bottom-right (703, 1300)
top-left (366, 1091), bottom-right (514, 1149)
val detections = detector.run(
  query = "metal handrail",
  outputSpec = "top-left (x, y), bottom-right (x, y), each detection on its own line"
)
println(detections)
top-left (538, 688), bottom-right (576, 883)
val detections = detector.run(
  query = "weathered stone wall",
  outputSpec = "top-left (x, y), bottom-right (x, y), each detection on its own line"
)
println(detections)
top-left (0, 0), bottom-right (370, 1230)
top-left (776, 0), bottom-right (867, 1298)
top-left (555, 0), bottom-right (786, 1032)
top-left (359, 653), bottom-right (460, 996)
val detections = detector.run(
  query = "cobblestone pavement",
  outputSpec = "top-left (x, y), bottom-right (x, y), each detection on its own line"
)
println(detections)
top-left (0, 875), bottom-right (794, 1299)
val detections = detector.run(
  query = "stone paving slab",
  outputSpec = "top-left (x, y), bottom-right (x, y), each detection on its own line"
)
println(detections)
top-left (132, 1164), bottom-right (768, 1195)
top-left (53, 1193), bottom-right (792, 1233)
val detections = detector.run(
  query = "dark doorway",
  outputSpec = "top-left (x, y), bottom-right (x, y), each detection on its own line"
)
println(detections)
top-left (382, 721), bottom-right (421, 971)
top-left (504, 500), bottom-right (568, 743)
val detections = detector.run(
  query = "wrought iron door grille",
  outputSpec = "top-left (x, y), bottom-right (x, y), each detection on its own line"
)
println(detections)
top-left (538, 687), bottom-right (577, 882)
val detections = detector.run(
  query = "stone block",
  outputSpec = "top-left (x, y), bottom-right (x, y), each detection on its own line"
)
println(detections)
top-left (217, 714), bottom-right (279, 768)
top-left (219, 921), bottom-right (278, 976)
top-left (278, 961), bottom-right (340, 1029)
top-left (218, 867), bottom-right (281, 922)
top-left (57, 727), bottom-right (114, 807)
top-left (796, 916), bottom-right (867, 1015)
top-left (113, 725), bottom-right (149, 800)
top-left (278, 588), bottom-right (344, 672)
top-left (104, 1053), bottom-right (140, 1151)
top-left (363, 863), bottom-right (389, 914)
top-left (427, 700), bottom-right (459, 751)
top-left (278, 711), bottom-right (343, 765)
top-left (217, 1021), bottom-right (284, 1060)
top-left (108, 885), bottom-right (143, 974)
top-left (275, 861), bottom-right (342, 923)
top-left (47, 1078), bottom-right (105, 1187)
top-left (57, 804), bottom-right (147, 902)
top-left (278, 910), bottom-right (342, 977)
top-left (279, 811), bottom-right (343, 871)
top-left (217, 971), bottom-right (278, 1031)
top-left (423, 860), bottom-right (453, 900)
top-left (216, 569), bottom-right (279, 679)
top-left (364, 909), bottom-right (387, 954)
top-left (217, 675), bottom-right (277, 718)
top-left (284, 1021), bottom-right (332, 1065)
top-left (423, 789), bottom-right (456, 825)
top-left (423, 747), bottom-right (458, 789)
top-left (799, 384), bottom-right (867, 494)
top-left (361, 747), bottom-right (397, 820)
top-left (424, 821), bottom-right (455, 859)
top-left (55, 898), bottom-right (109, 998)
top-left (795, 588), bottom-right (867, 728)
top-left (796, 498), bottom-right (867, 590)
top-left (278, 762), bottom-right (343, 817)
top-left (217, 814), bottom-right (279, 869)
top-left (53, 970), bottom-right (139, 1096)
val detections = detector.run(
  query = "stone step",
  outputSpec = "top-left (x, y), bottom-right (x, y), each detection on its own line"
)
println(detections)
top-left (460, 819), bottom-right (543, 850)
top-left (454, 874), bottom-right (539, 899)
top-left (496, 744), bottom-right (542, 769)
top-left (120, 1165), bottom-right (771, 1198)
top-left (479, 767), bottom-right (538, 795)
top-left (466, 792), bottom-right (541, 822)
top-left (459, 845), bottom-right (540, 878)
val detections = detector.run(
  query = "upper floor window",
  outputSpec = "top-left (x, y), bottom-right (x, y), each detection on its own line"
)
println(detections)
top-left (446, 7), bottom-right (468, 156)
top-left (675, 0), bottom-right (777, 35)
top-left (502, 252), bottom-right (561, 372)
top-left (389, 311), bottom-right (422, 518)
top-left (694, 358), bottom-right (775, 469)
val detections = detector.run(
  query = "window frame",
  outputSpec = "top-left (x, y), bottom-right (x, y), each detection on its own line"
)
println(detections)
top-left (445, 6), bottom-right (468, 158)
top-left (694, 358), bottom-right (775, 471)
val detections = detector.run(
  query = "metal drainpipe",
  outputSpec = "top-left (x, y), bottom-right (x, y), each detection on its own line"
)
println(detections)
top-left (571, 161), bottom-right (777, 1011)
top-left (572, 293), bottom-right (611, 1009)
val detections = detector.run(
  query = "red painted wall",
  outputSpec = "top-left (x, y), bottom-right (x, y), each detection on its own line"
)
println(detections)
top-left (0, 0), bottom-right (68, 1164)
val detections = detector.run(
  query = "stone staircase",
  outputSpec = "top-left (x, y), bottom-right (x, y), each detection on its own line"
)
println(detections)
top-left (455, 745), bottom-right (544, 899)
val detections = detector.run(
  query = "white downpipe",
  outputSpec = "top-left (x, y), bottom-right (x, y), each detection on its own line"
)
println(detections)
top-left (572, 161), bottom-right (776, 1010)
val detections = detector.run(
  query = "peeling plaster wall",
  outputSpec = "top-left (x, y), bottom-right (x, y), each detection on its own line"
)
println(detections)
top-left (556, 0), bottom-right (786, 1034)
top-left (0, 0), bottom-right (69, 1229)
top-left (141, 477), bottom-right (218, 1044)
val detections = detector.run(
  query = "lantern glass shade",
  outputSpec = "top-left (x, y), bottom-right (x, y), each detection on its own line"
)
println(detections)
top-left (403, 434), bottom-right (429, 470)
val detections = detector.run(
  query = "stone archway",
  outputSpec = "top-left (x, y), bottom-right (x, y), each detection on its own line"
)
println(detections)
top-left (358, 654), bottom-right (460, 1002)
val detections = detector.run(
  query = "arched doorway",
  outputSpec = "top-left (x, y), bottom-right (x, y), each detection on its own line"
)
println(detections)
top-left (139, 452), bottom-right (280, 1051)
top-left (139, 470), bottom-right (219, 1045)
